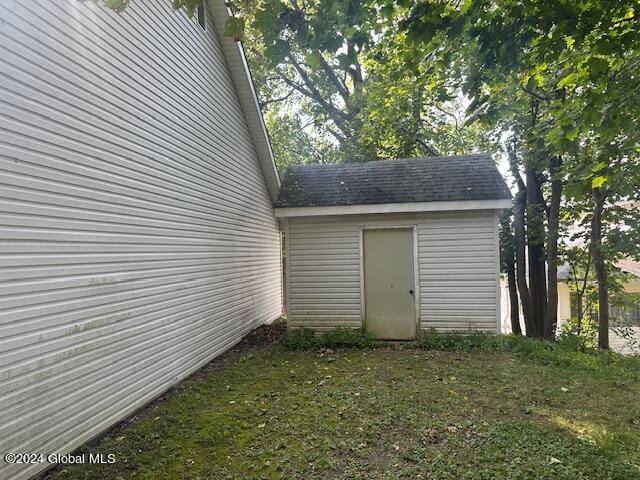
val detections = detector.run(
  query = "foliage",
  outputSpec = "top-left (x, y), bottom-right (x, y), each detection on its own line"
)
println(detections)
top-left (419, 330), bottom-right (507, 353)
top-left (281, 325), bottom-right (640, 373)
top-left (279, 328), bottom-right (319, 349)
top-left (228, 0), bottom-right (487, 164)
top-left (281, 327), bottom-right (375, 349)
top-left (559, 317), bottom-right (598, 351)
top-left (264, 110), bottom-right (341, 174)
top-left (393, 0), bottom-right (640, 345)
top-left (44, 344), bottom-right (640, 480)
top-left (418, 329), bottom-right (640, 374)
top-left (96, 0), bottom-right (202, 16)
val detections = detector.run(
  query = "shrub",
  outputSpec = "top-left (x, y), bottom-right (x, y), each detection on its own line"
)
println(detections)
top-left (280, 328), bottom-right (319, 350)
top-left (281, 327), bottom-right (640, 378)
top-left (558, 316), bottom-right (598, 351)
top-left (417, 330), bottom-right (592, 367)
top-left (321, 328), bottom-right (375, 348)
top-left (418, 330), bottom-right (507, 353)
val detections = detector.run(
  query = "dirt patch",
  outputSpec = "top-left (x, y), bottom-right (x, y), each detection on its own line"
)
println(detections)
top-left (238, 319), bottom-right (287, 347)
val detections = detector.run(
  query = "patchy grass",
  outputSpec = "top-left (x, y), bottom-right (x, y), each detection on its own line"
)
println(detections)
top-left (43, 340), bottom-right (640, 480)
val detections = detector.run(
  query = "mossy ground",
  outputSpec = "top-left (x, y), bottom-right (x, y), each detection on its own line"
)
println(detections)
top-left (43, 344), bottom-right (640, 480)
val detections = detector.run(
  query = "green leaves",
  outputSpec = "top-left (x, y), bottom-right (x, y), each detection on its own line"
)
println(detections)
top-left (225, 17), bottom-right (245, 41)
top-left (103, 0), bottom-right (128, 11)
top-left (264, 39), bottom-right (290, 66)
top-left (304, 51), bottom-right (321, 69)
top-left (586, 56), bottom-right (610, 80)
top-left (170, 0), bottom-right (201, 17)
top-left (591, 176), bottom-right (607, 189)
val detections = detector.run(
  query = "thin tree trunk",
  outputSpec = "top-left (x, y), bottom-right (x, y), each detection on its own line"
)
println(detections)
top-left (568, 251), bottom-right (591, 334)
top-left (526, 167), bottom-right (548, 337)
top-left (513, 189), bottom-right (534, 336)
top-left (545, 155), bottom-right (562, 338)
top-left (507, 260), bottom-right (522, 335)
top-left (576, 251), bottom-right (592, 333)
top-left (591, 188), bottom-right (609, 349)
top-left (500, 209), bottom-right (522, 335)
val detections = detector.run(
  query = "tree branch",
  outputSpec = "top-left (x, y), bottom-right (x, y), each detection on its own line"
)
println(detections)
top-left (316, 53), bottom-right (351, 105)
top-left (275, 67), bottom-right (351, 139)
top-left (259, 88), bottom-right (296, 108)
top-left (287, 56), bottom-right (352, 123)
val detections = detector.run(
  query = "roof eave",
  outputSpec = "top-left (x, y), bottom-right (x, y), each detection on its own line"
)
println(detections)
top-left (274, 198), bottom-right (513, 218)
top-left (207, 0), bottom-right (280, 202)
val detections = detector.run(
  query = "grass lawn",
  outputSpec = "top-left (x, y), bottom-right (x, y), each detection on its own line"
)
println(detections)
top-left (43, 333), bottom-right (640, 480)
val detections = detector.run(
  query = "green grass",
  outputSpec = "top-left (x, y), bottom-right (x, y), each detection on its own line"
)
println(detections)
top-left (44, 339), bottom-right (640, 480)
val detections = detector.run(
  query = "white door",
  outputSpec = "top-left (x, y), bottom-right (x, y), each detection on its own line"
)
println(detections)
top-left (363, 228), bottom-right (416, 340)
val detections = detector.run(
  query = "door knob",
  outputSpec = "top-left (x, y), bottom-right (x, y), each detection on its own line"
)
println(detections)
top-left (409, 289), bottom-right (414, 295)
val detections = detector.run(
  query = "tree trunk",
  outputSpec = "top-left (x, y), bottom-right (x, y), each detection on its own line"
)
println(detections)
top-left (525, 167), bottom-right (548, 337)
top-left (506, 260), bottom-right (522, 335)
top-left (499, 209), bottom-right (522, 335)
top-left (545, 155), bottom-right (562, 338)
top-left (575, 251), bottom-right (592, 335)
top-left (591, 188), bottom-right (609, 349)
top-left (513, 189), bottom-right (534, 336)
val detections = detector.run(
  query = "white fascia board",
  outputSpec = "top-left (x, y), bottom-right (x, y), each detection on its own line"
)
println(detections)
top-left (208, 0), bottom-right (281, 202)
top-left (274, 199), bottom-right (513, 218)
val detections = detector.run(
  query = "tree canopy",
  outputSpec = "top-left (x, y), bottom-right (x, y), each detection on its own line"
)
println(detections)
top-left (228, 0), bottom-right (489, 167)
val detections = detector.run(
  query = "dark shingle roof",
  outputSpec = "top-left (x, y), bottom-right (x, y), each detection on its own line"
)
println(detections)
top-left (275, 154), bottom-right (512, 208)
top-left (558, 258), bottom-right (640, 280)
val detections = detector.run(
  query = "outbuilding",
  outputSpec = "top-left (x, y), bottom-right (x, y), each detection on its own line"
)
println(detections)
top-left (275, 154), bottom-right (512, 340)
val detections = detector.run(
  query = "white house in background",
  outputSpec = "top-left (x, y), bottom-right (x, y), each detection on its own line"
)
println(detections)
top-left (558, 259), bottom-right (640, 354)
top-left (500, 259), bottom-right (640, 354)
top-left (275, 155), bottom-right (512, 339)
top-left (0, 1), bottom-right (282, 479)
top-left (557, 258), bottom-right (640, 326)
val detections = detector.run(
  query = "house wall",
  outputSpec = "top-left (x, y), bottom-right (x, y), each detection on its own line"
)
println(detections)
top-left (0, 2), bottom-right (281, 479)
top-left (557, 279), bottom-right (640, 324)
top-left (286, 211), bottom-right (500, 333)
top-left (558, 282), bottom-right (572, 323)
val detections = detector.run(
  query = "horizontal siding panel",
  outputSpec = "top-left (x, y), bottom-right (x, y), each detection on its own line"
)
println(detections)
top-left (1, 260), bottom-right (279, 297)
top-left (419, 253), bottom-right (495, 262)
top-left (423, 323), bottom-right (496, 332)
top-left (421, 295), bottom-right (497, 303)
top-left (417, 238), bottom-right (493, 247)
top-left (421, 280), bottom-right (495, 288)
top-left (0, 1), bottom-right (282, 479)
top-left (289, 319), bottom-right (361, 326)
top-left (0, 269), bottom-right (280, 339)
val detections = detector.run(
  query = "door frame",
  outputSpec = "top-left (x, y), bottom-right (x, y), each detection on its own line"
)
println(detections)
top-left (359, 225), bottom-right (421, 338)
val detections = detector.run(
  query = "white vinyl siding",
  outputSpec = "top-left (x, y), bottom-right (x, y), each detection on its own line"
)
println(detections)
top-left (418, 212), bottom-right (499, 331)
top-left (286, 211), bottom-right (499, 332)
top-left (287, 218), bottom-right (362, 330)
top-left (0, 2), bottom-right (281, 479)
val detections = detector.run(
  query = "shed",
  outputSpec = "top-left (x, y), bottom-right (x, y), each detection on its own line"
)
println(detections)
top-left (275, 154), bottom-right (512, 339)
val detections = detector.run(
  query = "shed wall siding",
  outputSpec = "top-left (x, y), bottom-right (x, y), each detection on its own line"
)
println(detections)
top-left (287, 211), bottom-right (499, 332)
top-left (0, 2), bottom-right (281, 479)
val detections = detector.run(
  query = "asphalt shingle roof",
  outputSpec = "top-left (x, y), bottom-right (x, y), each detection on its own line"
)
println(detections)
top-left (275, 154), bottom-right (512, 208)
